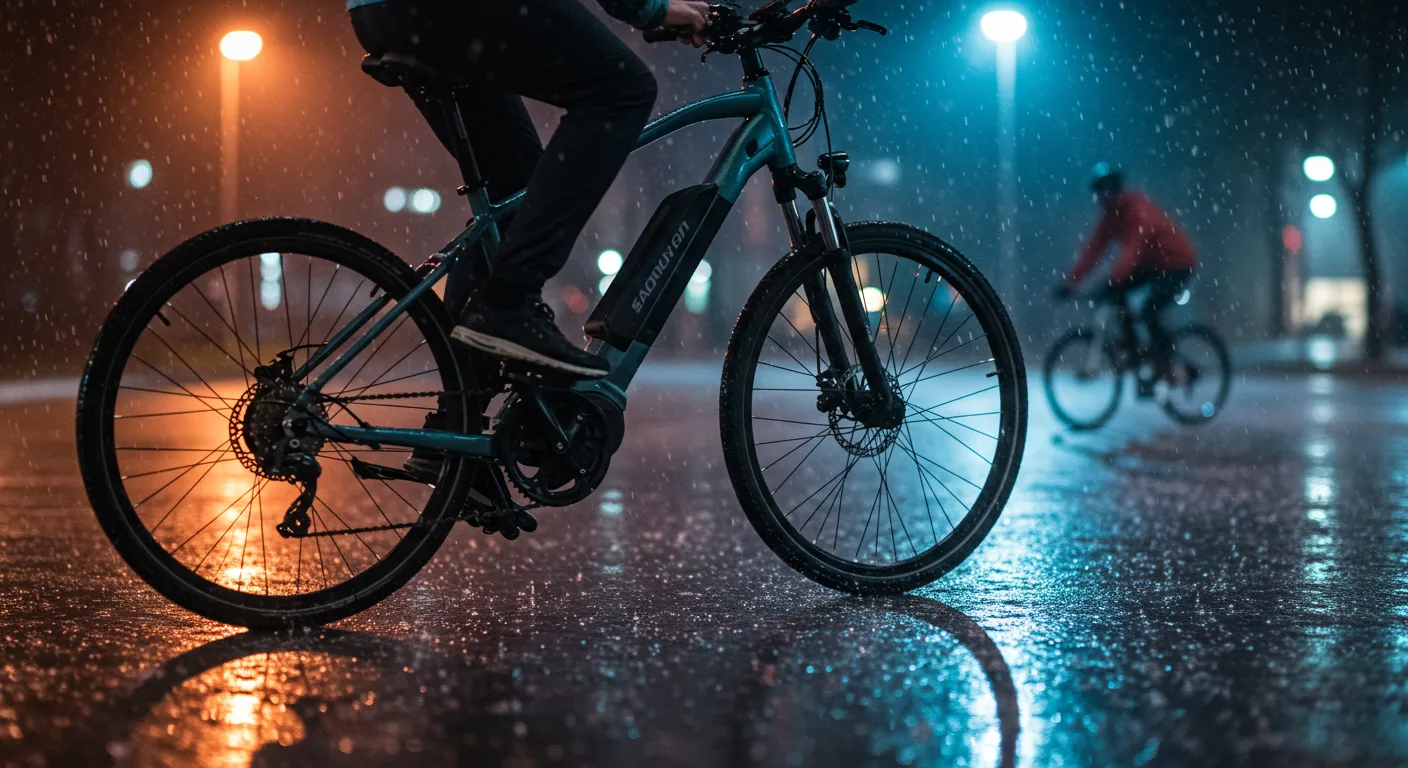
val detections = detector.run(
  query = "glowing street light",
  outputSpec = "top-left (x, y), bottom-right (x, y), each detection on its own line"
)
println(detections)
top-left (1309, 194), bottom-right (1337, 219)
top-left (981, 9), bottom-right (1027, 302)
top-left (219, 31), bottom-right (263, 223)
top-left (220, 31), bottom-right (263, 62)
top-left (981, 10), bottom-right (1028, 42)
top-left (1303, 155), bottom-right (1335, 182)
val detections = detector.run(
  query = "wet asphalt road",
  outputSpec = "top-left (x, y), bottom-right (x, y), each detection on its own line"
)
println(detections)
top-left (2, 368), bottom-right (1407, 767)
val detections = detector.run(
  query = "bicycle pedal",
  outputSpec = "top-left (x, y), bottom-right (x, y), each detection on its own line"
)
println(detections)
top-left (473, 507), bottom-right (536, 540)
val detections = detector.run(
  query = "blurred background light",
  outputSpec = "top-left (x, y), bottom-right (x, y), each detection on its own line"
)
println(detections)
top-left (1309, 193), bottom-right (1337, 219)
top-left (1302, 155), bottom-right (1335, 182)
top-left (411, 188), bottom-right (441, 215)
top-left (127, 160), bottom-right (153, 190)
top-left (861, 286), bottom-right (886, 313)
top-left (597, 249), bottom-right (623, 276)
top-left (383, 187), bottom-right (408, 213)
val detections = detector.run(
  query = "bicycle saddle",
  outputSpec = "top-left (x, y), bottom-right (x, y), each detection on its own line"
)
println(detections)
top-left (361, 53), bottom-right (454, 89)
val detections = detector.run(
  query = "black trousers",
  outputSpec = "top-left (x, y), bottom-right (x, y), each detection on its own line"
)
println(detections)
top-left (1116, 268), bottom-right (1194, 365)
top-left (351, 0), bottom-right (658, 304)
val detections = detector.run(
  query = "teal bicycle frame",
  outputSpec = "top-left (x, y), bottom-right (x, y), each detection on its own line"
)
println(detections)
top-left (296, 60), bottom-right (866, 458)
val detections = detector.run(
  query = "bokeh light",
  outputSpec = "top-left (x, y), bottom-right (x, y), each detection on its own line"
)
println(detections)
top-left (1309, 194), bottom-right (1337, 219)
top-left (127, 160), bottom-right (153, 190)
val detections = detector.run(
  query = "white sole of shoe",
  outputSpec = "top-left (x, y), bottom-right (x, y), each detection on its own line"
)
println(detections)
top-left (451, 326), bottom-right (608, 379)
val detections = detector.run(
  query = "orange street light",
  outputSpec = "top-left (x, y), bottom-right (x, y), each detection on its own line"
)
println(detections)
top-left (218, 31), bottom-right (262, 222)
top-left (220, 30), bottom-right (263, 62)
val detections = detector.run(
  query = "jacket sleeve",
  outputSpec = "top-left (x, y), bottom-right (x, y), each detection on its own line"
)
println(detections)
top-left (596, 0), bottom-right (669, 30)
top-left (1108, 231), bottom-right (1143, 284)
top-left (1066, 211), bottom-right (1114, 286)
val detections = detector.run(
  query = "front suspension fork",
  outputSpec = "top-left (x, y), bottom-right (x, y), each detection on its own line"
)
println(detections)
top-left (787, 198), bottom-right (901, 425)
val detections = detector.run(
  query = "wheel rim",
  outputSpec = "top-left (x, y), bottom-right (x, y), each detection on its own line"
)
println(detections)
top-left (1044, 333), bottom-right (1121, 428)
top-left (1162, 329), bottom-right (1229, 421)
top-left (743, 240), bottom-right (1021, 572)
top-left (96, 238), bottom-right (468, 603)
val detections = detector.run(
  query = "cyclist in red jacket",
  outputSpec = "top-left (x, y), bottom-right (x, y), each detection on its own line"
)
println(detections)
top-left (1057, 165), bottom-right (1198, 385)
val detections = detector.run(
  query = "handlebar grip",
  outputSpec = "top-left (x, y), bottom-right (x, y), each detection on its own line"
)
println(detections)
top-left (643, 27), bottom-right (682, 43)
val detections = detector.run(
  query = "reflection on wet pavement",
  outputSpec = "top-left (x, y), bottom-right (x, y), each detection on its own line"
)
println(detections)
top-left (2, 372), bottom-right (1407, 765)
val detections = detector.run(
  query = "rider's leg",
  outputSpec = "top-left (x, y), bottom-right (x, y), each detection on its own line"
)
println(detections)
top-left (1141, 269), bottom-right (1193, 376)
top-left (408, 88), bottom-right (539, 318)
top-left (444, 1), bottom-right (658, 377)
top-left (1112, 277), bottom-right (1143, 360)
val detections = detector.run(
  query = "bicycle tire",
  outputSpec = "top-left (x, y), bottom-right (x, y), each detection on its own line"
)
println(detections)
top-left (720, 222), bottom-right (1027, 594)
top-left (1160, 324), bottom-right (1232, 425)
top-left (77, 218), bottom-right (477, 628)
top-left (1043, 328), bottom-right (1123, 431)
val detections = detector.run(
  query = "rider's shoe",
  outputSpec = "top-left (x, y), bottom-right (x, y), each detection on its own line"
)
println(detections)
top-left (452, 296), bottom-right (609, 379)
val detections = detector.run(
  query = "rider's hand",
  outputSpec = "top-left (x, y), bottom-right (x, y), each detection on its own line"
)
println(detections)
top-left (1053, 284), bottom-right (1074, 300)
top-left (663, 0), bottom-right (711, 47)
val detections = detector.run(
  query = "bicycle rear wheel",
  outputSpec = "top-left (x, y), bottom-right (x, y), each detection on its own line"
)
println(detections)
top-left (721, 222), bottom-right (1027, 594)
top-left (77, 218), bottom-right (480, 627)
top-left (1160, 324), bottom-right (1231, 424)
top-left (1043, 329), bottom-right (1123, 430)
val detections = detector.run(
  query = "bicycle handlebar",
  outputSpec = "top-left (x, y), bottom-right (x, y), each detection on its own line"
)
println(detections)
top-left (643, 0), bottom-right (886, 51)
top-left (643, 27), bottom-right (683, 44)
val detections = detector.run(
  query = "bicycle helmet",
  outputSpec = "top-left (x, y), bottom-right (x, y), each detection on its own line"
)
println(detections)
top-left (1090, 163), bottom-right (1125, 194)
top-left (1086, 163), bottom-right (1120, 194)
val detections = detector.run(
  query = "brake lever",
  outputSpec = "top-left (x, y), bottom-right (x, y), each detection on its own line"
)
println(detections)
top-left (854, 20), bottom-right (888, 35)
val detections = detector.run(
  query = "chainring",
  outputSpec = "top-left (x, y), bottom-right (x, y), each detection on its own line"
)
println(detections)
top-left (497, 390), bottom-right (614, 507)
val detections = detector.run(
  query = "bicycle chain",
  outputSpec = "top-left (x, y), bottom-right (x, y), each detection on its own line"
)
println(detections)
top-left (321, 389), bottom-right (491, 405)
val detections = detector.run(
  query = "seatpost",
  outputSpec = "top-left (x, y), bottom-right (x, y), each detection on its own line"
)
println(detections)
top-left (442, 94), bottom-right (493, 217)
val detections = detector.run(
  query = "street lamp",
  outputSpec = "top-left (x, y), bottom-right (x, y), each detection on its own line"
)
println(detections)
top-left (981, 10), bottom-right (1027, 301)
top-left (220, 30), bottom-right (262, 223)
top-left (981, 10), bottom-right (1028, 42)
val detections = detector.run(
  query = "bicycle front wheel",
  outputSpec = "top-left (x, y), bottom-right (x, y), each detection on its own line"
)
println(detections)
top-left (721, 222), bottom-right (1027, 594)
top-left (1043, 328), bottom-right (1123, 430)
top-left (77, 218), bottom-right (480, 628)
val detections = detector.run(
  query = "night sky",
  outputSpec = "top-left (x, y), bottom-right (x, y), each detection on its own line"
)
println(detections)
top-left (2, 0), bottom-right (1405, 374)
